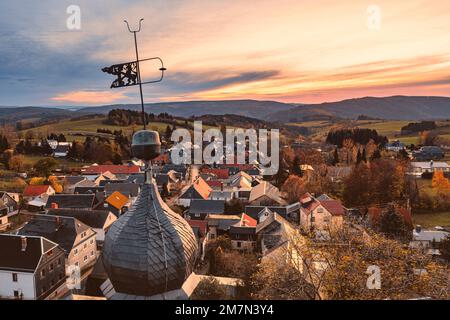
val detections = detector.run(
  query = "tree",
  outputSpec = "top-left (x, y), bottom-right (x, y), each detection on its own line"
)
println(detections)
top-left (292, 156), bottom-right (303, 176)
top-left (164, 125), bottom-right (173, 142)
top-left (432, 171), bottom-right (450, 190)
top-left (191, 277), bottom-right (229, 300)
top-left (281, 175), bottom-right (307, 204)
top-left (379, 205), bottom-right (411, 240)
top-left (224, 198), bottom-right (244, 214)
top-left (48, 176), bottom-right (63, 193)
top-left (34, 158), bottom-right (58, 177)
top-left (8, 155), bottom-right (25, 172)
top-left (371, 148), bottom-right (381, 161)
top-left (261, 227), bottom-right (449, 300)
top-left (331, 148), bottom-right (339, 166)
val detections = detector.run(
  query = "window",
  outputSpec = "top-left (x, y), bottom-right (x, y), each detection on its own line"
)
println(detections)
top-left (74, 248), bottom-right (78, 256)
top-left (90, 239), bottom-right (94, 245)
top-left (49, 263), bottom-right (54, 271)
top-left (57, 258), bottom-right (62, 266)
top-left (237, 241), bottom-right (242, 248)
top-left (84, 255), bottom-right (88, 261)
top-left (91, 251), bottom-right (95, 257)
top-left (41, 269), bottom-right (46, 278)
top-left (14, 290), bottom-right (19, 298)
top-left (84, 243), bottom-right (87, 249)
top-left (317, 207), bottom-right (323, 213)
top-left (12, 273), bottom-right (18, 282)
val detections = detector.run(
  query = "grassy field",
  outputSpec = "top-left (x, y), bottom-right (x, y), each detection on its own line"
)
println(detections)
top-left (17, 116), bottom-right (178, 145)
top-left (412, 212), bottom-right (450, 228)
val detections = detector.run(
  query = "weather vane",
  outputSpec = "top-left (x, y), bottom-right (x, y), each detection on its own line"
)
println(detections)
top-left (102, 19), bottom-right (166, 129)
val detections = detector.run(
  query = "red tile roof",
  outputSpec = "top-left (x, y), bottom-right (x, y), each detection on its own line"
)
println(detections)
top-left (201, 168), bottom-right (229, 180)
top-left (320, 200), bottom-right (345, 216)
top-left (83, 165), bottom-right (140, 175)
top-left (206, 180), bottom-right (223, 188)
top-left (187, 219), bottom-right (208, 235)
top-left (240, 213), bottom-right (257, 227)
top-left (153, 153), bottom-right (170, 163)
top-left (23, 185), bottom-right (52, 197)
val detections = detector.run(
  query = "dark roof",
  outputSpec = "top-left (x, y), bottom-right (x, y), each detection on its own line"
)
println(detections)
top-left (54, 145), bottom-right (70, 153)
top-left (18, 215), bottom-right (91, 254)
top-left (0, 234), bottom-right (59, 272)
top-left (245, 203), bottom-right (300, 220)
top-left (63, 176), bottom-right (86, 186)
top-left (161, 164), bottom-right (187, 175)
top-left (45, 194), bottom-right (95, 209)
top-left (74, 186), bottom-right (104, 194)
top-left (47, 209), bottom-right (114, 229)
top-left (102, 182), bottom-right (198, 296)
top-left (188, 200), bottom-right (225, 214)
top-left (104, 183), bottom-right (140, 197)
top-left (99, 180), bottom-right (127, 187)
top-left (126, 174), bottom-right (145, 184)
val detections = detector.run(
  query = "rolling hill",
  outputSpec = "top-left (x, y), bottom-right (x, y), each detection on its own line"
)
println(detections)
top-left (77, 100), bottom-right (294, 120)
top-left (266, 96), bottom-right (450, 122)
top-left (2, 96), bottom-right (450, 125)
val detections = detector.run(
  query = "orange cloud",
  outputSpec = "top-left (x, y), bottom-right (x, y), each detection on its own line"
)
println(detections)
top-left (51, 90), bottom-right (129, 104)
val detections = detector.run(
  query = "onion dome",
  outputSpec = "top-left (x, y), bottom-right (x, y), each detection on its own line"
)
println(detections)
top-left (102, 180), bottom-right (198, 297)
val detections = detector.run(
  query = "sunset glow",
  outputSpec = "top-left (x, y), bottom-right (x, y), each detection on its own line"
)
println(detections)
top-left (1, 0), bottom-right (449, 105)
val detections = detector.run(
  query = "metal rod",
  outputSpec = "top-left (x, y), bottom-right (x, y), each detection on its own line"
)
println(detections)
top-left (132, 31), bottom-right (146, 129)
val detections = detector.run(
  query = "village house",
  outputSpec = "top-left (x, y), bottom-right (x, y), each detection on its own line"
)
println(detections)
top-left (155, 172), bottom-right (179, 194)
top-left (104, 183), bottom-right (140, 198)
top-left (229, 213), bottom-right (257, 252)
top-left (23, 185), bottom-right (55, 202)
top-left (299, 193), bottom-right (345, 233)
top-left (74, 186), bottom-right (105, 195)
top-left (81, 164), bottom-right (141, 181)
top-left (256, 211), bottom-right (300, 260)
top-left (245, 202), bottom-right (301, 223)
top-left (18, 215), bottom-right (98, 273)
top-left (206, 214), bottom-right (241, 240)
top-left (178, 177), bottom-right (212, 207)
top-left (0, 234), bottom-right (66, 300)
top-left (47, 209), bottom-right (117, 245)
top-left (248, 181), bottom-right (287, 206)
top-left (385, 140), bottom-right (405, 152)
top-left (45, 194), bottom-right (99, 210)
top-left (62, 176), bottom-right (94, 194)
top-left (104, 191), bottom-right (131, 217)
top-left (413, 146), bottom-right (445, 161)
top-left (0, 204), bottom-right (9, 231)
top-left (53, 144), bottom-right (71, 158)
top-left (409, 225), bottom-right (449, 256)
top-left (0, 191), bottom-right (19, 216)
top-left (209, 190), bottom-right (234, 201)
top-left (407, 160), bottom-right (450, 177)
top-left (186, 199), bottom-right (225, 220)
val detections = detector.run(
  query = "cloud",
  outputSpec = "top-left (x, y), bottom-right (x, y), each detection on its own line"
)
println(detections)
top-left (50, 90), bottom-right (129, 104)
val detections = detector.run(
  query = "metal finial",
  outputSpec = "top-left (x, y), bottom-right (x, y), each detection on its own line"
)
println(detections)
top-left (124, 18), bottom-right (144, 33)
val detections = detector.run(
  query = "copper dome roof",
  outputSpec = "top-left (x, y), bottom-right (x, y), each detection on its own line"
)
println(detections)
top-left (102, 181), bottom-right (198, 296)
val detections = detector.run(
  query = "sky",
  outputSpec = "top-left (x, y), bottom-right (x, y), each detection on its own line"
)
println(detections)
top-left (0, 0), bottom-right (449, 106)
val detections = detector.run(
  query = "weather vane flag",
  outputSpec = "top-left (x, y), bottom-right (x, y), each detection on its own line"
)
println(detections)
top-left (102, 19), bottom-right (166, 128)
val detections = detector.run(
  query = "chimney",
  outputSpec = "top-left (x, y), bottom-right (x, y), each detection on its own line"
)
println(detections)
top-left (415, 225), bottom-right (422, 233)
top-left (220, 182), bottom-right (224, 191)
top-left (51, 202), bottom-right (58, 209)
top-left (21, 236), bottom-right (27, 252)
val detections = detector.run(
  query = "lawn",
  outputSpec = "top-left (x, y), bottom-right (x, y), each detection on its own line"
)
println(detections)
top-left (19, 116), bottom-right (173, 143)
top-left (412, 212), bottom-right (450, 228)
